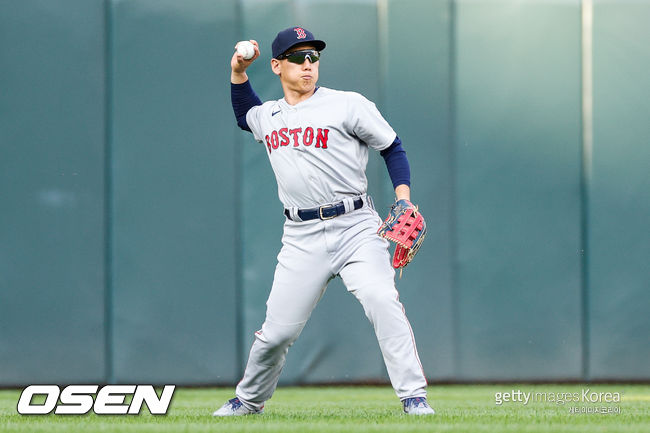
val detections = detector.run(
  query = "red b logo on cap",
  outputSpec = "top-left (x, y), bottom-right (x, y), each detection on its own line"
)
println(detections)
top-left (294, 28), bottom-right (307, 39)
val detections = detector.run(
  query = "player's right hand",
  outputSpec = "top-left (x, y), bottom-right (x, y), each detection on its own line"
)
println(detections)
top-left (231, 40), bottom-right (260, 74)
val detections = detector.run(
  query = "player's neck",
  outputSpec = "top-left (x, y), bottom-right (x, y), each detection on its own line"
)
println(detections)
top-left (282, 86), bottom-right (316, 106)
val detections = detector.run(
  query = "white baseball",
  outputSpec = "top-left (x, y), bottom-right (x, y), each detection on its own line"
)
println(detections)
top-left (236, 41), bottom-right (255, 60)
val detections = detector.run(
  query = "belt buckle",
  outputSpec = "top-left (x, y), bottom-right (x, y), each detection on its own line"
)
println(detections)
top-left (319, 204), bottom-right (336, 220)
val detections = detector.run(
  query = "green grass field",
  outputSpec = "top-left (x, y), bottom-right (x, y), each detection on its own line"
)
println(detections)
top-left (1, 385), bottom-right (648, 433)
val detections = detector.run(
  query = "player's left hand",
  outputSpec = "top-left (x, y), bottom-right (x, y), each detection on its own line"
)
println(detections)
top-left (377, 199), bottom-right (427, 272)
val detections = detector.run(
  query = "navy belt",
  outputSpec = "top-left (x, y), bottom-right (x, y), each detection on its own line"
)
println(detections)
top-left (284, 197), bottom-right (364, 221)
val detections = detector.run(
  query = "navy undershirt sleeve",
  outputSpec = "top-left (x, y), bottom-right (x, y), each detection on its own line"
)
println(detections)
top-left (380, 136), bottom-right (411, 188)
top-left (231, 80), bottom-right (263, 132)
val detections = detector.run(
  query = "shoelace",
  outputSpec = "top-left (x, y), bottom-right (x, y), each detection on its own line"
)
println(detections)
top-left (228, 397), bottom-right (243, 410)
top-left (405, 397), bottom-right (428, 408)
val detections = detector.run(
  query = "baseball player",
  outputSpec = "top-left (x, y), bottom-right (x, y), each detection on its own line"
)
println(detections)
top-left (214, 27), bottom-right (434, 416)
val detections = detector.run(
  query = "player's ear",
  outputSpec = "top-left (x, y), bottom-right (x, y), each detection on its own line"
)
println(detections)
top-left (271, 58), bottom-right (281, 76)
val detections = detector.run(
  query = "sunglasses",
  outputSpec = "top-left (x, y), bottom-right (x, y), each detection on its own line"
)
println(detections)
top-left (276, 49), bottom-right (320, 64)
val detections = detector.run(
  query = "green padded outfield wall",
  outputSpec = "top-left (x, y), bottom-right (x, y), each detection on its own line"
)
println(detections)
top-left (454, 0), bottom-right (584, 380)
top-left (109, 0), bottom-right (240, 384)
top-left (1, 0), bottom-right (649, 386)
top-left (383, 0), bottom-right (455, 380)
top-left (589, 0), bottom-right (650, 380)
top-left (0, 0), bottom-right (107, 384)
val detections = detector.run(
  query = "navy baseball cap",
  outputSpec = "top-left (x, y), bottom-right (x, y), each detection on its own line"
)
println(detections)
top-left (272, 27), bottom-right (326, 59)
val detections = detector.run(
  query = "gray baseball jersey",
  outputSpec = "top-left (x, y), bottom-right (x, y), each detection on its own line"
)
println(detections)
top-left (245, 87), bottom-right (396, 209)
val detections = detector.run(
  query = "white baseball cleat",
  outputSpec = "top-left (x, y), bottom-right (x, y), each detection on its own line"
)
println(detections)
top-left (213, 397), bottom-right (264, 416)
top-left (402, 397), bottom-right (435, 415)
